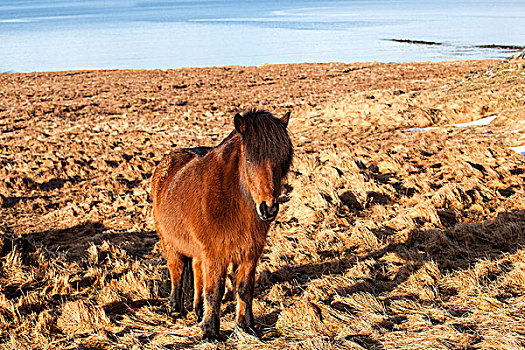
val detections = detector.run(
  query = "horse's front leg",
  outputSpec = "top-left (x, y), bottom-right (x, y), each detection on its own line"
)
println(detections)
top-left (202, 261), bottom-right (226, 340)
top-left (235, 259), bottom-right (257, 333)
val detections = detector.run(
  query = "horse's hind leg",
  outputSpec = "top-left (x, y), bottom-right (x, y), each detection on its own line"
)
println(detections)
top-left (166, 251), bottom-right (186, 319)
top-left (235, 260), bottom-right (257, 333)
top-left (193, 259), bottom-right (204, 322)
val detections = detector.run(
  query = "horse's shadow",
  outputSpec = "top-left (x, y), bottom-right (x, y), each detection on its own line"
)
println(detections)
top-left (0, 221), bottom-right (194, 342)
top-left (6, 221), bottom-right (159, 260)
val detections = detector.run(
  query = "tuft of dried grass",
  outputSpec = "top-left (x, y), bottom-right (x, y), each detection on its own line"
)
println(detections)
top-left (56, 300), bottom-right (113, 335)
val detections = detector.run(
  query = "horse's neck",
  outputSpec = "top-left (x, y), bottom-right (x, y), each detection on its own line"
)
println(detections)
top-left (214, 134), bottom-right (255, 214)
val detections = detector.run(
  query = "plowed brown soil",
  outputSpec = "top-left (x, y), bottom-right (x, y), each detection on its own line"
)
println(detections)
top-left (1, 57), bottom-right (524, 349)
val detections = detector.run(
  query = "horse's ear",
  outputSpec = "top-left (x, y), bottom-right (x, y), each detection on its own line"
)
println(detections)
top-left (234, 113), bottom-right (245, 133)
top-left (280, 111), bottom-right (291, 126)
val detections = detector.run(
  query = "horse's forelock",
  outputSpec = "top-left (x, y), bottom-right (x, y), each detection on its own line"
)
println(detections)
top-left (239, 110), bottom-right (293, 175)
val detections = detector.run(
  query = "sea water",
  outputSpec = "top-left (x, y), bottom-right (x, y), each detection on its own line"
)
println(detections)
top-left (0, 0), bottom-right (524, 72)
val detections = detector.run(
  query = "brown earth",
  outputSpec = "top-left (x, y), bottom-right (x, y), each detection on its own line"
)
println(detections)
top-left (1, 56), bottom-right (524, 349)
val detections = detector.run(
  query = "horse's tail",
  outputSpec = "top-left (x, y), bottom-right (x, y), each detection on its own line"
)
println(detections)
top-left (182, 257), bottom-right (194, 310)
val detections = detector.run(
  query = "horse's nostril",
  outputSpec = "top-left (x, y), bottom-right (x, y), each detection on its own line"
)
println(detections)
top-left (259, 202), bottom-right (269, 217)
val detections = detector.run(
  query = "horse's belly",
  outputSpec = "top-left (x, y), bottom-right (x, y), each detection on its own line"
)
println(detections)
top-left (157, 214), bottom-right (198, 257)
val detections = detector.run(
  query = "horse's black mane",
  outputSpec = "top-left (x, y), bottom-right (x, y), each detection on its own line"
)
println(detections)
top-left (239, 109), bottom-right (293, 176)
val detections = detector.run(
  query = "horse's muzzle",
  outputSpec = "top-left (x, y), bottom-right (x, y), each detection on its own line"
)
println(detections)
top-left (257, 201), bottom-right (279, 222)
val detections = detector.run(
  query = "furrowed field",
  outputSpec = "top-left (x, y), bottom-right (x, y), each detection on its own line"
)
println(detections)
top-left (1, 56), bottom-right (524, 349)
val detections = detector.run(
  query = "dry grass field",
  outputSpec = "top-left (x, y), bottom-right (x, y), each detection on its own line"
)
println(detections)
top-left (1, 55), bottom-right (524, 349)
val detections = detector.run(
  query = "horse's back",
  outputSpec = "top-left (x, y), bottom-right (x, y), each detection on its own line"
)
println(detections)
top-left (151, 147), bottom-right (212, 207)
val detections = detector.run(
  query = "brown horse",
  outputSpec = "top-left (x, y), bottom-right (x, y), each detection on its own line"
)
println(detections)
top-left (151, 109), bottom-right (293, 340)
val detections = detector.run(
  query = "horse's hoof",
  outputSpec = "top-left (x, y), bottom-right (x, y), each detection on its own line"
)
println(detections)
top-left (202, 331), bottom-right (220, 342)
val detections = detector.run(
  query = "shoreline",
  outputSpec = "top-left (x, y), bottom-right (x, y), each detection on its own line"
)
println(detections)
top-left (1, 58), bottom-right (504, 76)
top-left (0, 57), bottom-right (511, 75)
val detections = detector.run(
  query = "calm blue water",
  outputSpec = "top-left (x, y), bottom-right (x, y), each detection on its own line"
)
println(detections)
top-left (0, 0), bottom-right (524, 72)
